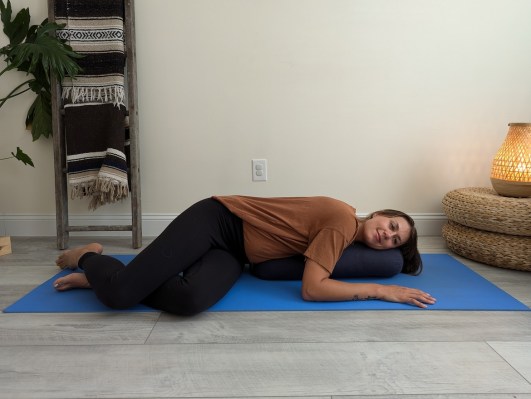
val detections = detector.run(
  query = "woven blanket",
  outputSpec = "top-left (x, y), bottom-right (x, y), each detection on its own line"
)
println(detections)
top-left (55, 0), bottom-right (129, 209)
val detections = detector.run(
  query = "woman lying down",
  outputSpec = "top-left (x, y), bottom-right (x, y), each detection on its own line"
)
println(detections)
top-left (55, 196), bottom-right (436, 315)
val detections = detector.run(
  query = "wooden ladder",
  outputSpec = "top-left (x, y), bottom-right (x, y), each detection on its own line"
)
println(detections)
top-left (47, 0), bottom-right (142, 250)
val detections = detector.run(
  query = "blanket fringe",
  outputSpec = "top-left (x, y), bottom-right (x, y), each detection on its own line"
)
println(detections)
top-left (70, 177), bottom-right (129, 210)
top-left (62, 86), bottom-right (126, 107)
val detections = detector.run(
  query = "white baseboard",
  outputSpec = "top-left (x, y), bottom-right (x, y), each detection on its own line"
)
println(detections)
top-left (409, 213), bottom-right (448, 236)
top-left (0, 213), bottom-right (447, 237)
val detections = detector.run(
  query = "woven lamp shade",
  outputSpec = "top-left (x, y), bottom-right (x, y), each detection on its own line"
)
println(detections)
top-left (490, 123), bottom-right (531, 198)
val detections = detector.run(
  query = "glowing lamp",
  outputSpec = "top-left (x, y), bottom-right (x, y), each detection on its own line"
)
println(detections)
top-left (490, 123), bottom-right (531, 198)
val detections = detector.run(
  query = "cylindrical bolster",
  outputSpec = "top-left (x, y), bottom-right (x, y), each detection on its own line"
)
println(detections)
top-left (250, 242), bottom-right (403, 280)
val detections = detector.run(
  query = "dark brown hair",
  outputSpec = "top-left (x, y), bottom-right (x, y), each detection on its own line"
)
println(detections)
top-left (366, 209), bottom-right (423, 276)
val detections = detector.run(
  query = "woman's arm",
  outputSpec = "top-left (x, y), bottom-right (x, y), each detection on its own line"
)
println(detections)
top-left (301, 259), bottom-right (436, 308)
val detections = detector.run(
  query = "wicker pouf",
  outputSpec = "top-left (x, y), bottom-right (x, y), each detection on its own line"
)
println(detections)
top-left (442, 221), bottom-right (531, 271)
top-left (442, 187), bottom-right (531, 236)
top-left (442, 187), bottom-right (531, 271)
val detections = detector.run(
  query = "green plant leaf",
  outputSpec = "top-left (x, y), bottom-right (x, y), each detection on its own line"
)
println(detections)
top-left (26, 90), bottom-right (51, 140)
top-left (9, 25), bottom-right (82, 83)
top-left (1, 1), bottom-right (82, 160)
top-left (0, 0), bottom-right (11, 26)
top-left (0, 0), bottom-right (12, 37)
top-left (11, 146), bottom-right (34, 167)
top-left (0, 0), bottom-right (29, 47)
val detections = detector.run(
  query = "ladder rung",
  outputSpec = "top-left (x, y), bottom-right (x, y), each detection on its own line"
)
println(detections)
top-left (67, 225), bottom-right (133, 232)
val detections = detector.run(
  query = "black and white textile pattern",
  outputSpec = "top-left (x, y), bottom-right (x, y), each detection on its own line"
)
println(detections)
top-left (55, 0), bottom-right (129, 209)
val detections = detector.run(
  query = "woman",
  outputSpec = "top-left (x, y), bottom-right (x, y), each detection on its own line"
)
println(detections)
top-left (55, 196), bottom-right (436, 314)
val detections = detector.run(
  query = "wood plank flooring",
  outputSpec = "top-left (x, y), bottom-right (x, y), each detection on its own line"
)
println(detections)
top-left (0, 236), bottom-right (530, 399)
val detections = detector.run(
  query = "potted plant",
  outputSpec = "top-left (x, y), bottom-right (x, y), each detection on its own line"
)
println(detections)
top-left (0, 0), bottom-right (81, 166)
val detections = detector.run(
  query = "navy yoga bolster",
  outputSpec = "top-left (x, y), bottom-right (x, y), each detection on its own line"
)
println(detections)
top-left (249, 242), bottom-right (403, 280)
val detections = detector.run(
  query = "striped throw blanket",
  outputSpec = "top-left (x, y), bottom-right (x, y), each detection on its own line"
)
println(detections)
top-left (55, 0), bottom-right (129, 209)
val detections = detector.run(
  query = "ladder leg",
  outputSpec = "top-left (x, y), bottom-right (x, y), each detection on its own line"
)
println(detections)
top-left (125, 0), bottom-right (142, 249)
top-left (51, 76), bottom-right (69, 250)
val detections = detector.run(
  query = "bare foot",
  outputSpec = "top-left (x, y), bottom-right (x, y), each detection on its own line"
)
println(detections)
top-left (54, 273), bottom-right (91, 291)
top-left (56, 243), bottom-right (103, 270)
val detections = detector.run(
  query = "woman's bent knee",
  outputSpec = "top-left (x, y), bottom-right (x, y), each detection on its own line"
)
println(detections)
top-left (96, 288), bottom-right (139, 310)
top-left (162, 293), bottom-right (212, 316)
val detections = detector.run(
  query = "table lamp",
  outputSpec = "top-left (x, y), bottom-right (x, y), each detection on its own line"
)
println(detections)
top-left (490, 123), bottom-right (531, 197)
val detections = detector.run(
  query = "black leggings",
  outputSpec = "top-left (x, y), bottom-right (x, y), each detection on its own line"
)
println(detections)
top-left (79, 198), bottom-right (248, 315)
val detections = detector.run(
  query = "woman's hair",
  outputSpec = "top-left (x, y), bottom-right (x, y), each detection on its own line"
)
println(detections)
top-left (365, 209), bottom-right (423, 276)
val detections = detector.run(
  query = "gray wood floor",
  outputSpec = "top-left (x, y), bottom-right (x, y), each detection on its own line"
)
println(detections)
top-left (0, 236), bottom-right (530, 399)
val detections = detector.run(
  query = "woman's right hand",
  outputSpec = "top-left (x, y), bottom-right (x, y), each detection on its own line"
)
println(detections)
top-left (302, 259), bottom-right (436, 308)
top-left (376, 284), bottom-right (436, 308)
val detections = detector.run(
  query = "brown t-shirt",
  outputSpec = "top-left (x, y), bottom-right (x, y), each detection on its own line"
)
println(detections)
top-left (213, 195), bottom-right (358, 274)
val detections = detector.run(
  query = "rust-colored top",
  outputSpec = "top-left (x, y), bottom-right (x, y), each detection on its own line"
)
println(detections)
top-left (214, 195), bottom-right (358, 273)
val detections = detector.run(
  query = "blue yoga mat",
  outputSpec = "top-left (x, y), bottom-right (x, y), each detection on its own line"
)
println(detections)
top-left (3, 254), bottom-right (529, 313)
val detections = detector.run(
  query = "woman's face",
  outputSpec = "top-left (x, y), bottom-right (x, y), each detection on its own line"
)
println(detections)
top-left (362, 214), bottom-right (412, 250)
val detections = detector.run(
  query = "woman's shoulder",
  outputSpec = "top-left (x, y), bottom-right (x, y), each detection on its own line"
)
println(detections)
top-left (312, 196), bottom-right (356, 214)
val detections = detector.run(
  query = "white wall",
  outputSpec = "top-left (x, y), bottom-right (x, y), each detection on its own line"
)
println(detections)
top-left (2, 0), bottom-right (531, 236)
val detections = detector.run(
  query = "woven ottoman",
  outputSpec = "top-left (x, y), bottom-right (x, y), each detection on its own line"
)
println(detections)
top-left (442, 187), bottom-right (531, 271)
